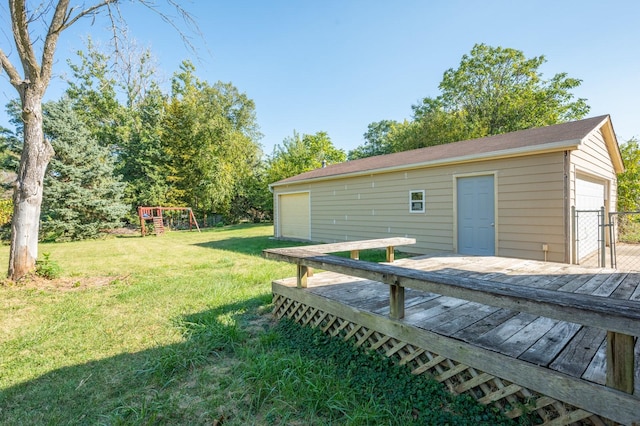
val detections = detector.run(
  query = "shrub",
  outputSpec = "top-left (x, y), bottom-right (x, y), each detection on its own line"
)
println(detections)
top-left (36, 252), bottom-right (62, 279)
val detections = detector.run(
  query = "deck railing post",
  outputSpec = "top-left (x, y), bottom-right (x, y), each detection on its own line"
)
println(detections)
top-left (606, 331), bottom-right (635, 394)
top-left (389, 280), bottom-right (404, 320)
top-left (350, 250), bottom-right (359, 260)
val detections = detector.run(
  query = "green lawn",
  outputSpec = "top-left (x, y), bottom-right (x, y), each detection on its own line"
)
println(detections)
top-left (0, 224), bottom-right (516, 425)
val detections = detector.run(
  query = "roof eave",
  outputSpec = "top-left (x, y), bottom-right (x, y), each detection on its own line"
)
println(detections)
top-left (270, 139), bottom-right (581, 188)
top-left (597, 116), bottom-right (624, 174)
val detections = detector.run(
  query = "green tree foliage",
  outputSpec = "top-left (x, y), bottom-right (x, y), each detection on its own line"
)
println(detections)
top-left (119, 85), bottom-right (170, 211)
top-left (617, 138), bottom-right (640, 212)
top-left (162, 61), bottom-right (262, 217)
top-left (66, 39), bottom-right (126, 152)
top-left (266, 131), bottom-right (346, 184)
top-left (353, 44), bottom-right (590, 157)
top-left (40, 100), bottom-right (128, 241)
top-left (65, 41), bottom-right (170, 215)
top-left (348, 120), bottom-right (398, 160)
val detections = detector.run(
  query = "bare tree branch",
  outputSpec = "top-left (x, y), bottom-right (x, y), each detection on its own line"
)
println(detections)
top-left (0, 47), bottom-right (22, 86)
top-left (137, 0), bottom-right (205, 59)
top-left (9, 0), bottom-right (42, 84)
top-left (57, 0), bottom-right (116, 32)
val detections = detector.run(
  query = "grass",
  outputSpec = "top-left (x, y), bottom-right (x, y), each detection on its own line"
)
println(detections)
top-left (0, 224), bottom-right (519, 425)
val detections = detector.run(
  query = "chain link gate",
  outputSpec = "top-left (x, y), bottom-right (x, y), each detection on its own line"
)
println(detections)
top-left (608, 211), bottom-right (640, 271)
top-left (574, 207), bottom-right (640, 271)
top-left (573, 207), bottom-right (606, 268)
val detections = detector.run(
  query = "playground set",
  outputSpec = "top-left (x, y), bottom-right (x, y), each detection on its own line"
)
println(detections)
top-left (137, 206), bottom-right (201, 236)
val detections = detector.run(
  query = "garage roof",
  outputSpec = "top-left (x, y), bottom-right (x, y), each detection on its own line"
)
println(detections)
top-left (271, 115), bottom-right (622, 187)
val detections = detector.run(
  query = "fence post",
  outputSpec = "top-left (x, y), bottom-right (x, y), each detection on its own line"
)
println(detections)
top-left (600, 207), bottom-right (606, 268)
top-left (571, 206), bottom-right (577, 264)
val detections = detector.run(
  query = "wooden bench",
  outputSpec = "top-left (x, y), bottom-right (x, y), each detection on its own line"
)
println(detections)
top-left (271, 237), bottom-right (415, 289)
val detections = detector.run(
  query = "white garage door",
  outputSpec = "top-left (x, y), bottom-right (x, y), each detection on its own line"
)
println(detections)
top-left (278, 192), bottom-right (310, 240)
top-left (575, 177), bottom-right (605, 260)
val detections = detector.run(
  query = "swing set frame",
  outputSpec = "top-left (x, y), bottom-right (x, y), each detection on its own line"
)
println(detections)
top-left (137, 206), bottom-right (201, 236)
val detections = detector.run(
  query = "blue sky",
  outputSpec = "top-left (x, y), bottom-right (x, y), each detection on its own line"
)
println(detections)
top-left (1, 0), bottom-right (639, 155)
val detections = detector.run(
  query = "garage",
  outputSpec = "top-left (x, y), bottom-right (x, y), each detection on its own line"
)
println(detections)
top-left (278, 192), bottom-right (310, 240)
top-left (575, 176), bottom-right (606, 261)
top-left (270, 115), bottom-right (623, 264)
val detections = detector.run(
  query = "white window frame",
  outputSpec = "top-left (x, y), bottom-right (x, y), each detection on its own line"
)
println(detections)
top-left (409, 190), bottom-right (425, 213)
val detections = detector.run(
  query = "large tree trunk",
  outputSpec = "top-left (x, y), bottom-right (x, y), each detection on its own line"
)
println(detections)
top-left (8, 88), bottom-right (54, 280)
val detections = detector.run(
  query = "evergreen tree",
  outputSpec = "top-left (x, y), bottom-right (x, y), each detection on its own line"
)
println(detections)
top-left (41, 100), bottom-right (128, 241)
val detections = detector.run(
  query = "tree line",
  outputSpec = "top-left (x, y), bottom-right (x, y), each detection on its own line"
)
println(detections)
top-left (2, 42), bottom-right (638, 245)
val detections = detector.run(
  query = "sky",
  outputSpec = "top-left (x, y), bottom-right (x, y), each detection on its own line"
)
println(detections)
top-left (1, 0), bottom-right (639, 156)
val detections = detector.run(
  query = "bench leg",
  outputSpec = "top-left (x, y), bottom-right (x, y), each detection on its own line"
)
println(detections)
top-left (297, 265), bottom-right (308, 288)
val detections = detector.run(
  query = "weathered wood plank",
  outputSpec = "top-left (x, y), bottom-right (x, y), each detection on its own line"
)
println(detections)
top-left (301, 237), bottom-right (416, 254)
top-left (403, 296), bottom-right (469, 324)
top-left (592, 272), bottom-right (629, 297)
top-left (557, 273), bottom-right (606, 293)
top-left (497, 316), bottom-right (559, 358)
top-left (583, 338), bottom-right (607, 385)
top-left (425, 302), bottom-right (499, 335)
top-left (550, 327), bottom-right (606, 377)
top-left (518, 321), bottom-right (582, 366)
top-left (473, 312), bottom-right (538, 350)
top-left (611, 272), bottom-right (640, 299)
top-left (272, 281), bottom-right (640, 425)
top-left (452, 308), bottom-right (520, 342)
top-left (263, 247), bottom-right (640, 336)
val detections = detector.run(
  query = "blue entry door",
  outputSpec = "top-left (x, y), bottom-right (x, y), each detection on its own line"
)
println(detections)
top-left (457, 175), bottom-right (495, 255)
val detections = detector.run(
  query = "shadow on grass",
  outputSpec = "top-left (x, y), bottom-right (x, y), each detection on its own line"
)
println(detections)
top-left (0, 296), bottom-right (271, 425)
top-left (193, 236), bottom-right (310, 257)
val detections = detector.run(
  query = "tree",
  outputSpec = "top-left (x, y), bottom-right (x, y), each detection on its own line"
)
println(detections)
top-left (0, 1), bottom-right (195, 280)
top-left (41, 99), bottom-right (128, 241)
top-left (352, 44), bottom-right (590, 157)
top-left (424, 43), bottom-right (589, 135)
top-left (617, 138), bottom-right (640, 212)
top-left (65, 39), bottom-right (169, 213)
top-left (348, 120), bottom-right (397, 160)
top-left (162, 62), bottom-right (262, 217)
top-left (266, 131), bottom-right (346, 184)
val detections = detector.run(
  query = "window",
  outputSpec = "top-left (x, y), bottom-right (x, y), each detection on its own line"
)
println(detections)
top-left (409, 190), bottom-right (425, 213)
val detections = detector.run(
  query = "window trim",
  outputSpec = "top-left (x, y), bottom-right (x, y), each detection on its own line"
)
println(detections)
top-left (409, 190), bottom-right (425, 213)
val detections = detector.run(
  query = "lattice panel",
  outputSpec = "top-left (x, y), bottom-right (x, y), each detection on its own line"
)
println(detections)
top-left (272, 293), bottom-right (613, 426)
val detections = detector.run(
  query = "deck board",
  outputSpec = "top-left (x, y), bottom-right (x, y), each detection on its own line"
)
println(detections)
top-left (275, 255), bottom-right (640, 391)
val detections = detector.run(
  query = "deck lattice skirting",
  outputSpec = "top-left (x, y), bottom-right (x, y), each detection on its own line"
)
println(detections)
top-left (273, 291), bottom-right (608, 425)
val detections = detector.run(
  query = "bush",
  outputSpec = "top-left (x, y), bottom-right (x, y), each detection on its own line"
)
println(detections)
top-left (36, 253), bottom-right (62, 279)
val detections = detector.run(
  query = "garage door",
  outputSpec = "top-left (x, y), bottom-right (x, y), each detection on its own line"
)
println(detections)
top-left (575, 177), bottom-right (605, 260)
top-left (278, 192), bottom-right (310, 240)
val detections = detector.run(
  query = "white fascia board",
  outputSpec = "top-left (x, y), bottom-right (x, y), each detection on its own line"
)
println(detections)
top-left (270, 139), bottom-right (581, 188)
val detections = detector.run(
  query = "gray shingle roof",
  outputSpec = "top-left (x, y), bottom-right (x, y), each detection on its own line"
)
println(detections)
top-left (271, 115), bottom-right (612, 186)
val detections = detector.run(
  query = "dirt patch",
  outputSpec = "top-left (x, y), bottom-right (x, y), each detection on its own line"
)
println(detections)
top-left (103, 226), bottom-right (140, 236)
top-left (2, 275), bottom-right (130, 291)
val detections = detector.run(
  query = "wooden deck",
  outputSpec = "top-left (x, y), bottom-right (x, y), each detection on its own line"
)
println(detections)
top-left (267, 245), bottom-right (640, 425)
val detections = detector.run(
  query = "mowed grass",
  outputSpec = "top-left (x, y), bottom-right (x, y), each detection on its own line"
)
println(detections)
top-left (0, 224), bottom-right (516, 425)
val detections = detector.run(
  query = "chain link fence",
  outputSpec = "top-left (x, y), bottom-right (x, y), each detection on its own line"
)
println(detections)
top-left (608, 211), bottom-right (640, 271)
top-left (573, 208), bottom-right (640, 271)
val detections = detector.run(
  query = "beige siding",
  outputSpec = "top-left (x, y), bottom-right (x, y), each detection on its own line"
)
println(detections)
top-left (570, 128), bottom-right (618, 211)
top-left (274, 152), bottom-right (567, 262)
